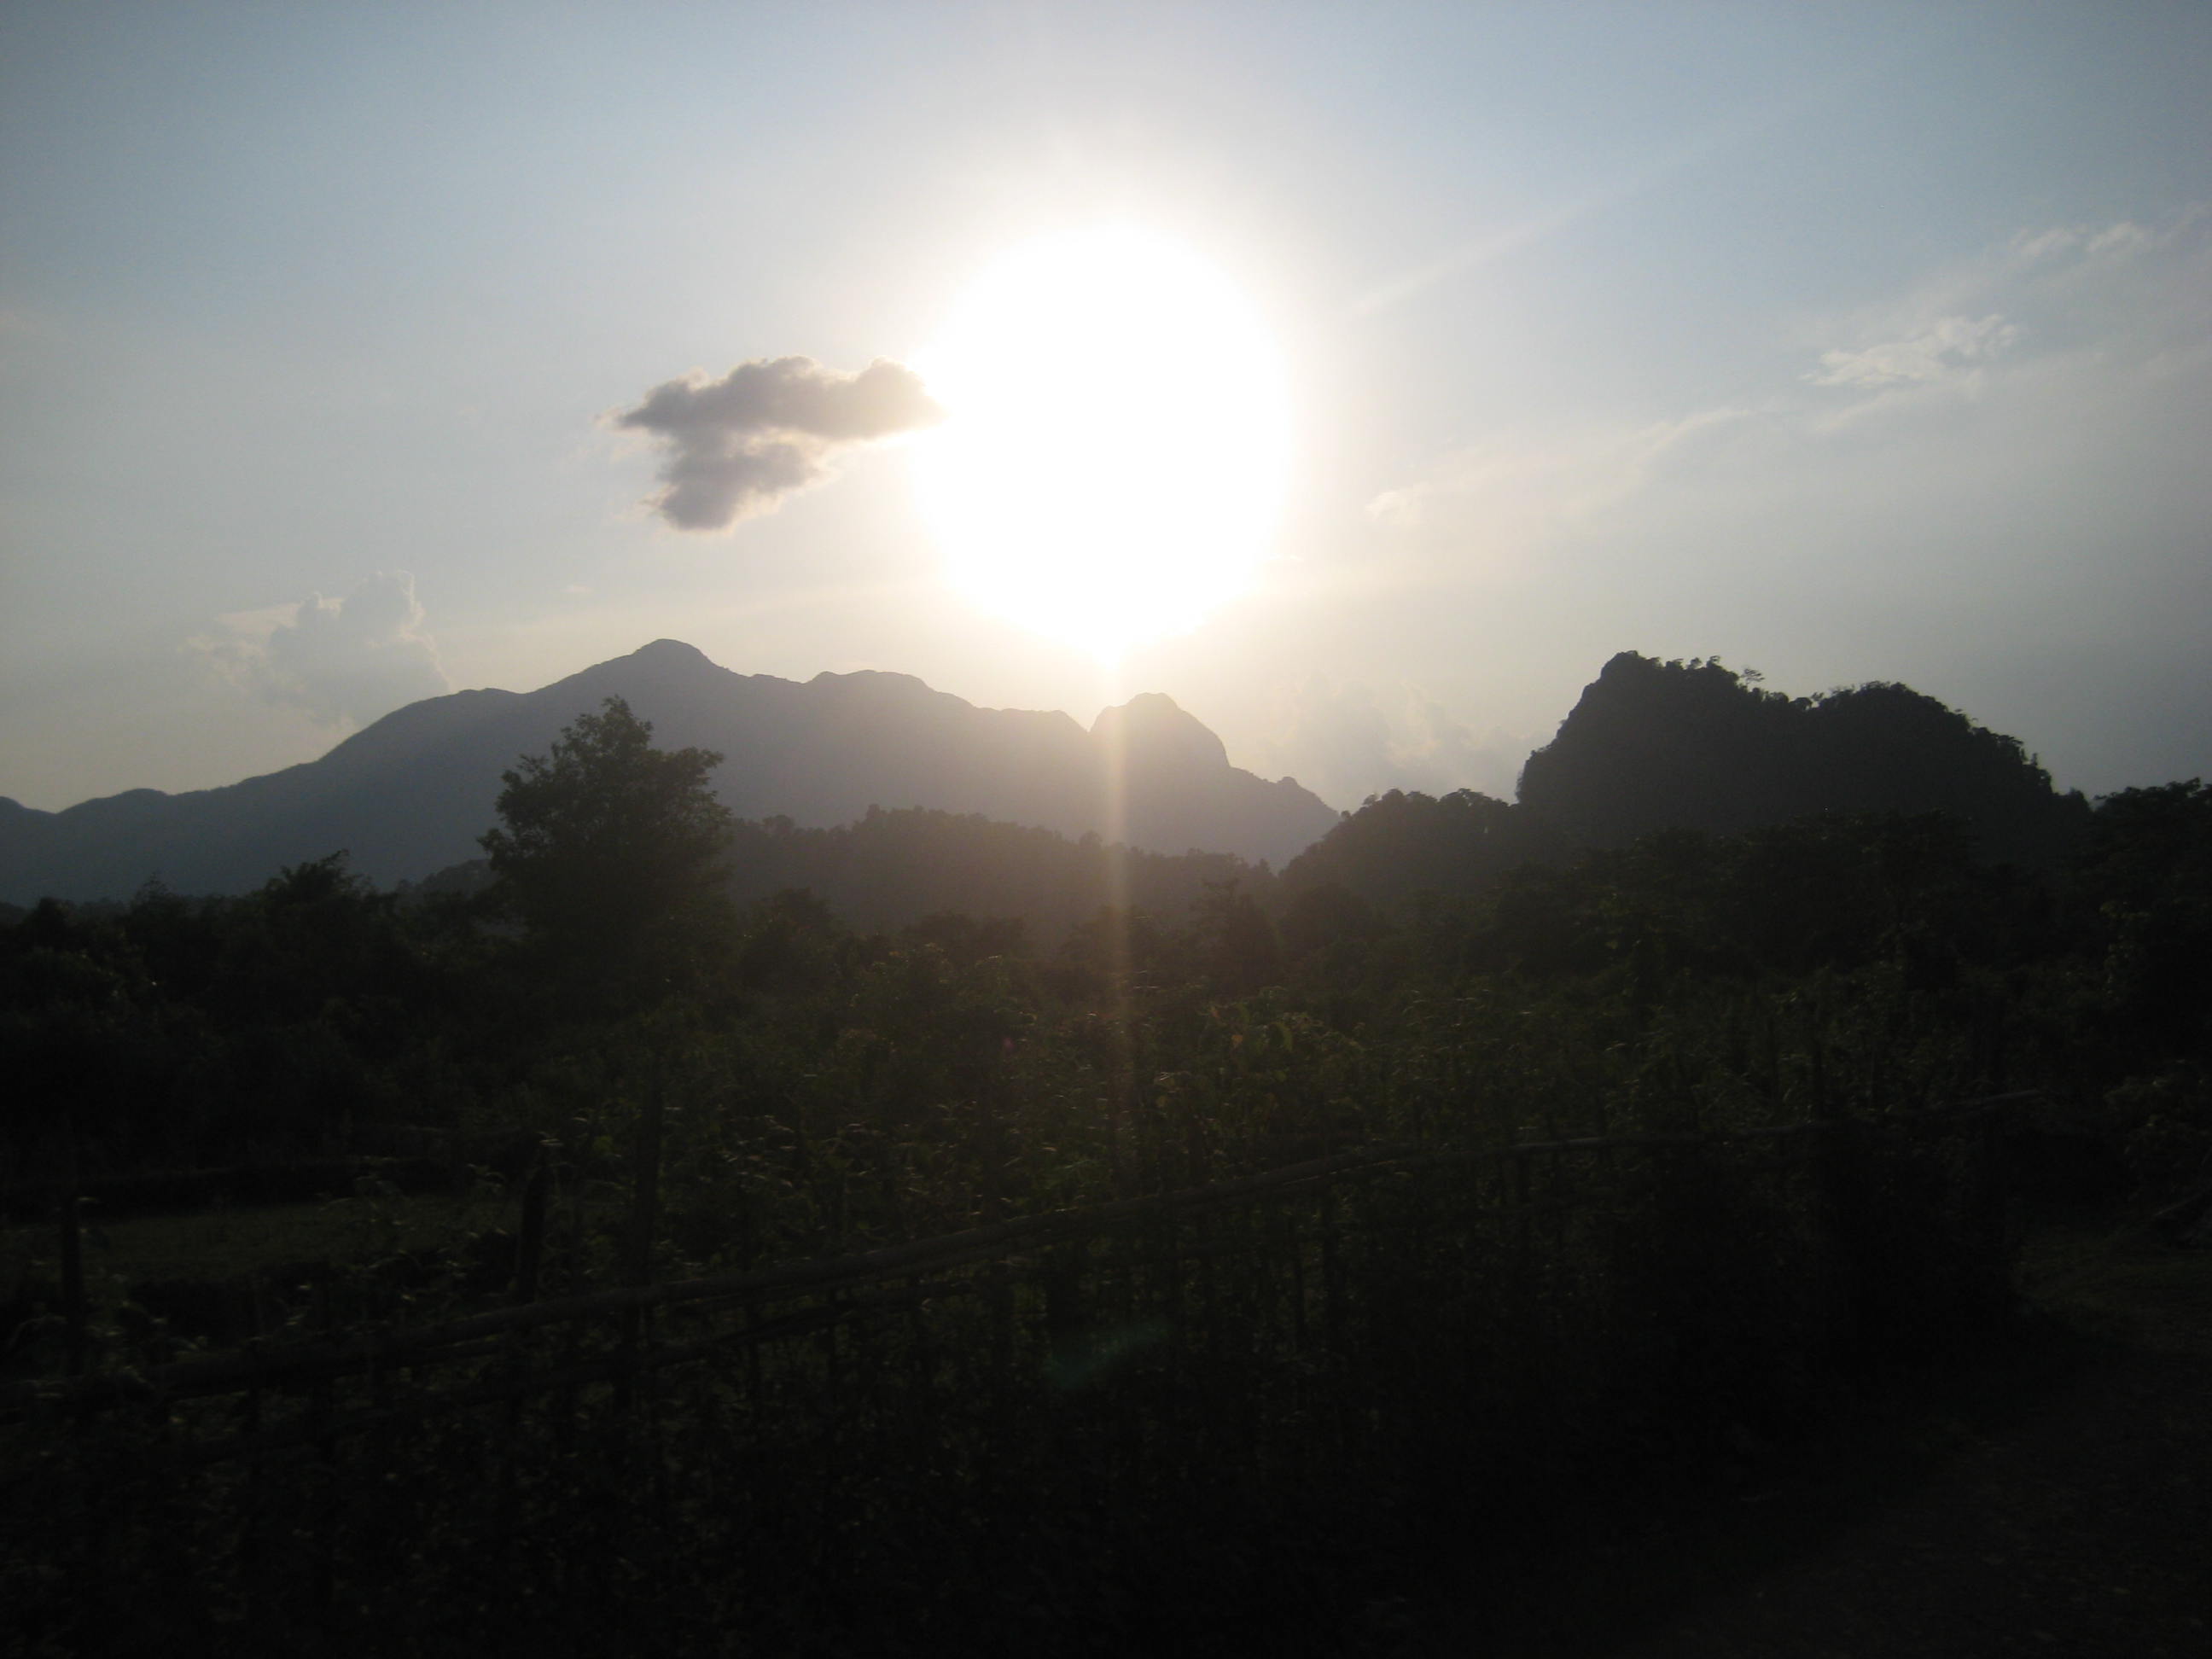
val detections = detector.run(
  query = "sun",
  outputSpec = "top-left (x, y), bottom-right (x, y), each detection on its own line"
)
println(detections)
top-left (912, 226), bottom-right (1291, 661)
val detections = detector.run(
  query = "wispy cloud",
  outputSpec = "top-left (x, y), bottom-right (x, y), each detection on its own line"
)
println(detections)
top-left (1809, 312), bottom-right (2023, 388)
top-left (191, 570), bottom-right (448, 728)
top-left (1369, 210), bottom-right (2210, 546)
top-left (611, 355), bottom-right (943, 532)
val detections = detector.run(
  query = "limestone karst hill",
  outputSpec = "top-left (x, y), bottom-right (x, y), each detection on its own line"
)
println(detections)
top-left (1516, 652), bottom-right (2091, 866)
top-left (1281, 654), bottom-right (2093, 908)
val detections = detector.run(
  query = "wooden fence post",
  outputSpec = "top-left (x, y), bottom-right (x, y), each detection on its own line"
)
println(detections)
top-left (985, 1260), bottom-right (1015, 1386)
top-left (515, 1160), bottom-right (549, 1307)
top-left (626, 1074), bottom-right (666, 1289)
top-left (1043, 1242), bottom-right (1083, 1382)
top-left (59, 1109), bottom-right (89, 1382)
top-left (1318, 1187), bottom-right (1346, 1456)
top-left (617, 1070), bottom-right (666, 1415)
top-left (59, 1193), bottom-right (87, 1380)
top-left (307, 1284), bottom-right (337, 1626)
top-left (499, 1155), bottom-right (551, 1563)
top-left (1513, 1150), bottom-right (1533, 1266)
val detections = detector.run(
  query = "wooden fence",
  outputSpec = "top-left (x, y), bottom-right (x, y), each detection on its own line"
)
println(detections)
top-left (0, 1094), bottom-right (2037, 1652)
top-left (11, 1094), bottom-right (2042, 1433)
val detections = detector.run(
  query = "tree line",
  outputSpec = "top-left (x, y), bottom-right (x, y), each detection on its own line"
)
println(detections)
top-left (4, 676), bottom-right (2205, 1222)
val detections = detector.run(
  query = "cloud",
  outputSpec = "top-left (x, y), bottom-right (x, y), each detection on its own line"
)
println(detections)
top-left (1264, 672), bottom-right (1527, 807)
top-left (193, 570), bottom-right (449, 727)
top-left (1809, 312), bottom-right (2023, 388)
top-left (1809, 210), bottom-right (2204, 383)
top-left (1369, 210), bottom-right (2209, 550)
top-left (611, 355), bottom-right (943, 531)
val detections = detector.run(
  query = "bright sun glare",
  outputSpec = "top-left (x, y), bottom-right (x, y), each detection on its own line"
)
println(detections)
top-left (914, 226), bottom-right (1290, 661)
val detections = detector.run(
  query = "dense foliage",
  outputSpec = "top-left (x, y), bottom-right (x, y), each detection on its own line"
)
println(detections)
top-left (4, 729), bottom-right (2206, 1256)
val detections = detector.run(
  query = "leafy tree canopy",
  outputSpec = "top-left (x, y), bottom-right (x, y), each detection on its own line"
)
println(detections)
top-left (480, 697), bottom-right (734, 964)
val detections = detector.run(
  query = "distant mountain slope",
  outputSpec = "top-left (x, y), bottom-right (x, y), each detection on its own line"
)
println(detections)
top-left (0, 641), bottom-right (1341, 901)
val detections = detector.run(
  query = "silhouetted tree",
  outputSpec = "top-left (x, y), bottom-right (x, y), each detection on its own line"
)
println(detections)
top-left (480, 697), bottom-right (735, 975)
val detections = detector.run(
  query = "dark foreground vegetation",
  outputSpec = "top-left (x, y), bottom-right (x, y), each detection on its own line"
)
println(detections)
top-left (3, 660), bottom-right (2209, 1655)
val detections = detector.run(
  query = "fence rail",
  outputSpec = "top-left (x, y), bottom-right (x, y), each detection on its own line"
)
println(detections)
top-left (9, 1092), bottom-right (2040, 1435)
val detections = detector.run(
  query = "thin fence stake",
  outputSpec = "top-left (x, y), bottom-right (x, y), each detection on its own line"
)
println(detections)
top-left (515, 1161), bottom-right (549, 1307)
top-left (59, 1192), bottom-right (88, 1382)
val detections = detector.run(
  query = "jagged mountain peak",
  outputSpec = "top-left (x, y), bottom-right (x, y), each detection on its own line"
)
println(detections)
top-left (1092, 692), bottom-right (1230, 771)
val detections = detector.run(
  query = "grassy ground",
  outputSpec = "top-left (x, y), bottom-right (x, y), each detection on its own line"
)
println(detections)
top-left (0, 1183), bottom-right (545, 1378)
top-left (3, 1184), bottom-right (521, 1296)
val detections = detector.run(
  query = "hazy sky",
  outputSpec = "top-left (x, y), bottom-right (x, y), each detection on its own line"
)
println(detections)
top-left (4, 2), bottom-right (2207, 815)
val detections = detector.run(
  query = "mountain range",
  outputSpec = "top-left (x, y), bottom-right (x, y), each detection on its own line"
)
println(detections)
top-left (0, 641), bottom-right (1342, 903)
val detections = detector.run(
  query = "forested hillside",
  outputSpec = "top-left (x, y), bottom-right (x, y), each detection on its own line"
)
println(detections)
top-left (1519, 653), bottom-right (2091, 864)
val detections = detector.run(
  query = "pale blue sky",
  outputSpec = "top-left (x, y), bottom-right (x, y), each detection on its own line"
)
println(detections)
top-left (4, 2), bottom-right (2207, 813)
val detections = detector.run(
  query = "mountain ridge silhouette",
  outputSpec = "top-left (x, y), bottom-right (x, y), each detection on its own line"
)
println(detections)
top-left (0, 641), bottom-right (1341, 902)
